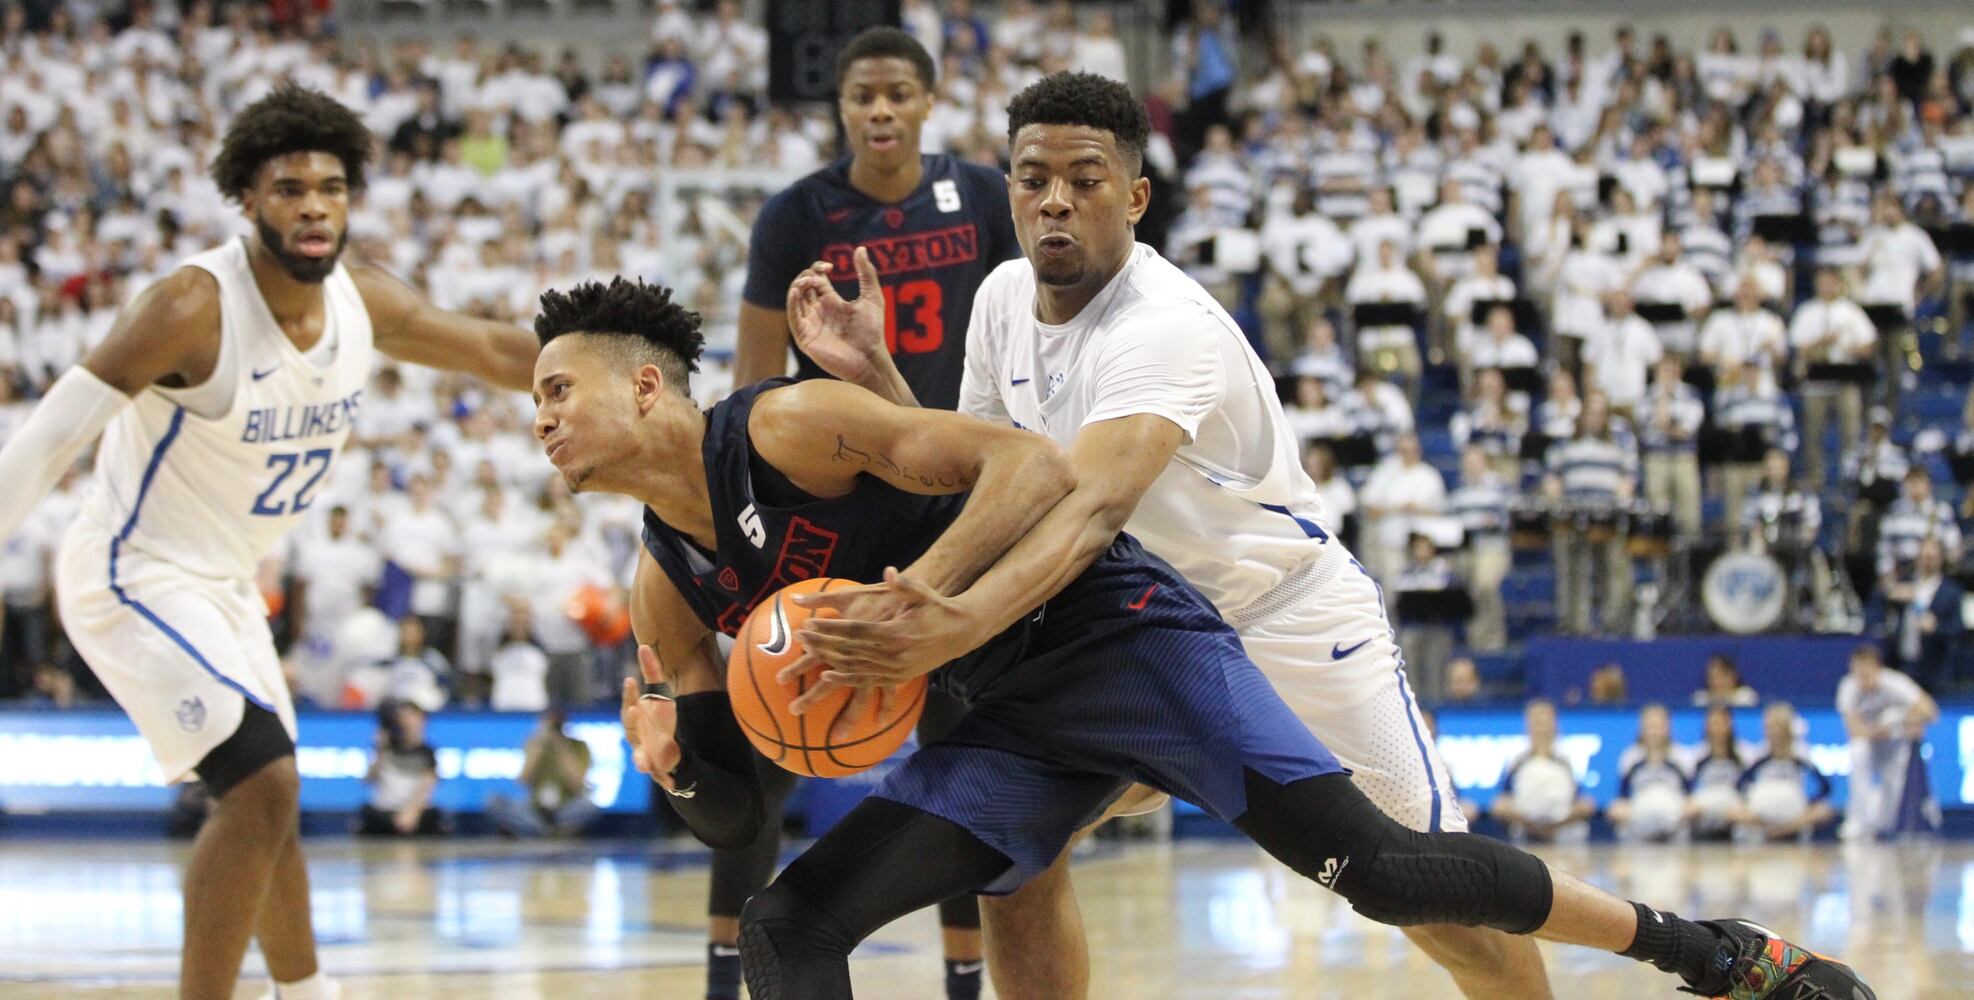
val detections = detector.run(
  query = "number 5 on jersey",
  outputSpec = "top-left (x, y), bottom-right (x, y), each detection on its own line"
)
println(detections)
top-left (252, 448), bottom-right (334, 517)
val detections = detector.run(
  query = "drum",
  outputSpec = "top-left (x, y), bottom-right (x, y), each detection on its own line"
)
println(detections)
top-left (1627, 507), bottom-right (1674, 559)
top-left (1510, 502), bottom-right (1551, 551)
top-left (1702, 550), bottom-right (1788, 634)
top-left (1581, 504), bottom-right (1624, 544)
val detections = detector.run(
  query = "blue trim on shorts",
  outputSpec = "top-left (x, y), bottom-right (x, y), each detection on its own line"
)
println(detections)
top-left (106, 406), bottom-right (276, 715)
top-left (1350, 558), bottom-right (1443, 833)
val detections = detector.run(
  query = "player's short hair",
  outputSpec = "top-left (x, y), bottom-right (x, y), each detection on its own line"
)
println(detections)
top-left (210, 84), bottom-right (372, 199)
top-left (835, 27), bottom-right (936, 91)
top-left (1006, 72), bottom-right (1151, 173)
top-left (535, 277), bottom-right (703, 394)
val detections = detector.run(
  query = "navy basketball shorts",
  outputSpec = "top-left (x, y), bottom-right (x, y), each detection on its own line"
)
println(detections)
top-left (872, 538), bottom-right (1346, 894)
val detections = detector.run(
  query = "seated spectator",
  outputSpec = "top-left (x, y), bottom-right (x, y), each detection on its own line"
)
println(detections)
top-left (1587, 662), bottom-right (1629, 705)
top-left (1443, 656), bottom-right (1483, 703)
top-left (1345, 368), bottom-right (1415, 453)
top-left (487, 709), bottom-right (603, 839)
top-left (1442, 243), bottom-right (1515, 371)
top-left (358, 702), bottom-right (445, 837)
top-left (1448, 445), bottom-right (1512, 651)
top-left (1884, 538), bottom-right (1966, 693)
top-left (1609, 704), bottom-right (1693, 843)
top-left (1491, 699), bottom-right (1596, 843)
top-left (1692, 653), bottom-right (1760, 708)
top-left (1416, 178), bottom-right (1501, 287)
top-left (1283, 376), bottom-right (1360, 448)
top-left (1838, 645), bottom-right (1941, 840)
top-left (1167, 182), bottom-right (1246, 316)
top-left (1689, 705), bottom-right (1752, 842)
top-left (489, 604), bottom-right (551, 712)
top-left (1734, 702), bottom-right (1838, 842)
top-left (381, 616), bottom-right (452, 712)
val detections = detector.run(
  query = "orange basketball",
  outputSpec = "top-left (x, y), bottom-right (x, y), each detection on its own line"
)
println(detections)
top-left (727, 577), bottom-right (927, 778)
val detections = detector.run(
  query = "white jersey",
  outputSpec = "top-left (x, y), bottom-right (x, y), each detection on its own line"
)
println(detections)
top-left (78, 238), bottom-right (373, 580)
top-left (961, 244), bottom-right (1331, 619)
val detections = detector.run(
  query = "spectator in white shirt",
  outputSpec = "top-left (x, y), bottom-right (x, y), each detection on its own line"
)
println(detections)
top-left (1788, 266), bottom-right (1876, 487)
top-left (1699, 276), bottom-right (1788, 393)
top-left (488, 604), bottom-right (553, 713)
top-left (288, 505), bottom-right (383, 707)
top-left (1584, 291), bottom-right (1664, 419)
top-left (1359, 431), bottom-right (1447, 587)
top-left (1072, 8), bottom-right (1130, 84)
top-left (1630, 231), bottom-right (1716, 360)
top-left (1349, 186), bottom-right (1412, 266)
top-left (1416, 178), bottom-right (1502, 289)
top-left (1837, 644), bottom-right (1939, 838)
top-left (1258, 185), bottom-right (1351, 368)
top-left (380, 474), bottom-right (462, 657)
top-left (1344, 238), bottom-right (1427, 401)
top-left (1466, 304), bottom-right (1540, 393)
top-left (1443, 243), bottom-right (1516, 373)
top-left (1303, 443), bottom-right (1358, 546)
top-left (1167, 183), bottom-right (1246, 315)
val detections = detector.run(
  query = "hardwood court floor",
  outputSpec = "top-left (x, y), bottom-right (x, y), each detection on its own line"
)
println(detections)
top-left (1, 836), bottom-right (1968, 999)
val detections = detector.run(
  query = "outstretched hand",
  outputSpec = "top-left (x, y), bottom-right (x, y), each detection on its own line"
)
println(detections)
top-left (786, 246), bottom-right (890, 386)
top-left (620, 645), bottom-right (684, 791)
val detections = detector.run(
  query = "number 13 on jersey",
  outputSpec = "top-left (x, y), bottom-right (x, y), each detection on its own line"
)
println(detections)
top-left (882, 280), bottom-right (943, 355)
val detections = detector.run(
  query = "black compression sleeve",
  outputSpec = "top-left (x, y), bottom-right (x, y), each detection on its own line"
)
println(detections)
top-left (666, 692), bottom-right (768, 851)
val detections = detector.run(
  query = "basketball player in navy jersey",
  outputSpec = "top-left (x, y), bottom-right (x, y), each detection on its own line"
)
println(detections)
top-left (0, 88), bottom-right (542, 1000)
top-left (531, 278), bottom-right (1874, 1000)
top-left (724, 28), bottom-right (1017, 1000)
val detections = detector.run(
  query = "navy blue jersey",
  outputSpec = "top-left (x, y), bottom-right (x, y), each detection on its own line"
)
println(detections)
top-left (742, 154), bottom-right (1018, 409)
top-left (640, 379), bottom-right (961, 638)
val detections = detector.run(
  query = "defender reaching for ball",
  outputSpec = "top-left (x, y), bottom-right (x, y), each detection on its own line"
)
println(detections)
top-left (531, 278), bottom-right (1875, 1000)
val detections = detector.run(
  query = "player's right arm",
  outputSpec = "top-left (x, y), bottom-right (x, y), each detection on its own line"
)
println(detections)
top-left (621, 548), bottom-right (766, 850)
top-left (0, 266), bottom-right (218, 541)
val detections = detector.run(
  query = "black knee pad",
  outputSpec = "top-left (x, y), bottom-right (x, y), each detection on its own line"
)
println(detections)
top-left (1341, 830), bottom-right (1554, 935)
top-left (194, 703), bottom-right (295, 799)
top-left (739, 881), bottom-right (857, 1000)
top-left (1240, 771), bottom-right (1553, 936)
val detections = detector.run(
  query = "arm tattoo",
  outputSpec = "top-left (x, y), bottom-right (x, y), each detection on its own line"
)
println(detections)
top-left (831, 434), bottom-right (972, 489)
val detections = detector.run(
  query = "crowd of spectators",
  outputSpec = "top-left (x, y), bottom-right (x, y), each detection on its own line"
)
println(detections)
top-left (1, 0), bottom-right (1973, 720)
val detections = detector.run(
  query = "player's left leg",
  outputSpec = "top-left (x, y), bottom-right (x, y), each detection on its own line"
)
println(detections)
top-left (739, 744), bottom-right (1124, 1000)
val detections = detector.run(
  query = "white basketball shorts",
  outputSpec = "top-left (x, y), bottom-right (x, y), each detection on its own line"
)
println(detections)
top-left (55, 517), bottom-right (297, 783)
top-left (1233, 551), bottom-right (1467, 833)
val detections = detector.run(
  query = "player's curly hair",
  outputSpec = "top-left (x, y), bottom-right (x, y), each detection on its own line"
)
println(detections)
top-left (1006, 72), bottom-right (1151, 172)
top-left (835, 27), bottom-right (936, 90)
top-left (210, 84), bottom-right (372, 200)
top-left (536, 277), bottom-right (704, 391)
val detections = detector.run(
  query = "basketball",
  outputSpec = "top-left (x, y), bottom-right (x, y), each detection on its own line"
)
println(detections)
top-left (727, 577), bottom-right (927, 778)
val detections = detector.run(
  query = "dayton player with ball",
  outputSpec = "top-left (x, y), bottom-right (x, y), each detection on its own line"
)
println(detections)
top-left (529, 276), bottom-right (1874, 1000)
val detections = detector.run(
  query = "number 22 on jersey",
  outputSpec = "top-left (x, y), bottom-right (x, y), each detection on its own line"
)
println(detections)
top-left (251, 448), bottom-right (334, 517)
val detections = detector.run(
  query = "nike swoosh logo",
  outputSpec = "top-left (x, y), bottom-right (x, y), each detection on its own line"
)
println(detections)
top-left (951, 961), bottom-right (984, 976)
top-left (758, 597), bottom-right (792, 656)
top-left (1331, 638), bottom-right (1373, 659)
top-left (711, 945), bottom-right (741, 957)
top-left (1126, 584), bottom-right (1159, 611)
top-left (251, 364), bottom-right (281, 381)
top-left (825, 209), bottom-right (854, 223)
top-left (1010, 377), bottom-right (1030, 386)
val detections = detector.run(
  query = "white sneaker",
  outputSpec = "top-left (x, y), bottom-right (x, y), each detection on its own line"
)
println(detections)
top-left (256, 976), bottom-right (342, 1000)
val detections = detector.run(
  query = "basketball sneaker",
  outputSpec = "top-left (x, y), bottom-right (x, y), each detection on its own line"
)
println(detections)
top-left (1685, 919), bottom-right (1876, 999)
top-left (256, 976), bottom-right (342, 1000)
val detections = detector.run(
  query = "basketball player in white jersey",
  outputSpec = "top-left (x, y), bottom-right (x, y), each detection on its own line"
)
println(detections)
top-left (783, 74), bottom-right (1549, 1000)
top-left (0, 86), bottom-right (541, 1000)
